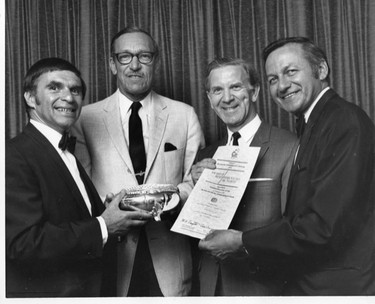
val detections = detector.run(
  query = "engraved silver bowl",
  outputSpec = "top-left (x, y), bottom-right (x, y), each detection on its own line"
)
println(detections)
top-left (119, 184), bottom-right (180, 221)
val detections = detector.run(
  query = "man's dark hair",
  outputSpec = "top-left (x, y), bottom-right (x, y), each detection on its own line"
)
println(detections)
top-left (23, 57), bottom-right (86, 100)
top-left (110, 27), bottom-right (159, 60)
top-left (205, 57), bottom-right (260, 92)
top-left (263, 37), bottom-right (330, 84)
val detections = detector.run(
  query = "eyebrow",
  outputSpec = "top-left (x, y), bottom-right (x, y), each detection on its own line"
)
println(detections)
top-left (267, 64), bottom-right (293, 77)
top-left (210, 85), bottom-right (223, 90)
top-left (46, 81), bottom-right (63, 88)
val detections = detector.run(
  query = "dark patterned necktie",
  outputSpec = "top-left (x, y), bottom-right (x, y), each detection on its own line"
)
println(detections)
top-left (296, 115), bottom-right (306, 138)
top-left (232, 132), bottom-right (241, 146)
top-left (129, 102), bottom-right (146, 184)
top-left (58, 131), bottom-right (76, 153)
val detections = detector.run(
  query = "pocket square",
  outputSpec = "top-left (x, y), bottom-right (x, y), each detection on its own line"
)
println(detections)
top-left (164, 142), bottom-right (177, 152)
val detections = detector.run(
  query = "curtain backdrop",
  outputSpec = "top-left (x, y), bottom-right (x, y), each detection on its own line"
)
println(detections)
top-left (5, 0), bottom-right (375, 144)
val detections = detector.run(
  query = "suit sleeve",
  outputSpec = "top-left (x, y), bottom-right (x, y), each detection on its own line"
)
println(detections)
top-left (178, 107), bottom-right (205, 203)
top-left (72, 114), bottom-right (92, 177)
top-left (6, 144), bottom-right (104, 265)
top-left (242, 108), bottom-right (374, 266)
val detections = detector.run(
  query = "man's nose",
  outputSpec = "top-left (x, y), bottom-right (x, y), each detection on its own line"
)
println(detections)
top-left (61, 89), bottom-right (73, 102)
top-left (278, 76), bottom-right (291, 92)
top-left (129, 56), bottom-right (141, 70)
top-left (222, 88), bottom-right (234, 102)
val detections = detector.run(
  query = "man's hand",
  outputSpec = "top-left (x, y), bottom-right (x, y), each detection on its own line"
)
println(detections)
top-left (198, 229), bottom-right (246, 260)
top-left (101, 190), bottom-right (153, 236)
top-left (191, 158), bottom-right (216, 184)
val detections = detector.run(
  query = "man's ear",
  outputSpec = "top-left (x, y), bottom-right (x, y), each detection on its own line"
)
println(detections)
top-left (318, 61), bottom-right (329, 81)
top-left (207, 92), bottom-right (214, 110)
top-left (251, 86), bottom-right (260, 102)
top-left (24, 92), bottom-right (36, 109)
top-left (109, 57), bottom-right (118, 76)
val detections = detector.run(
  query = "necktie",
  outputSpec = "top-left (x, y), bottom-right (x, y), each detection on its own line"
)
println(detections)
top-left (232, 132), bottom-right (241, 146)
top-left (59, 131), bottom-right (76, 153)
top-left (295, 115), bottom-right (306, 138)
top-left (129, 102), bottom-right (146, 184)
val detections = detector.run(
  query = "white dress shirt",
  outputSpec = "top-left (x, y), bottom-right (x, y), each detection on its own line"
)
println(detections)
top-left (303, 87), bottom-right (330, 122)
top-left (226, 114), bottom-right (262, 146)
top-left (30, 119), bottom-right (108, 245)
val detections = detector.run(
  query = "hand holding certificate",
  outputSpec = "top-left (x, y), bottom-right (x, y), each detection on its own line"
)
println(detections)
top-left (171, 146), bottom-right (260, 239)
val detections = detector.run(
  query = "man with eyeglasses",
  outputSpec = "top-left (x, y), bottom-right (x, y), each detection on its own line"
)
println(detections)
top-left (191, 58), bottom-right (298, 296)
top-left (72, 27), bottom-right (205, 296)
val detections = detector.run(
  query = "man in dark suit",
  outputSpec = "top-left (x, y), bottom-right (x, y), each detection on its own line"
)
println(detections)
top-left (199, 38), bottom-right (375, 295)
top-left (192, 58), bottom-right (298, 296)
top-left (6, 58), bottom-right (152, 297)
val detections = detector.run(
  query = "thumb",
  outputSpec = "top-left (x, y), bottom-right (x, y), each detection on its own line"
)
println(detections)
top-left (104, 192), bottom-right (115, 207)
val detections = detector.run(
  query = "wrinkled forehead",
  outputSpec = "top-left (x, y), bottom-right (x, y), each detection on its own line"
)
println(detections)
top-left (35, 70), bottom-right (82, 88)
top-left (209, 65), bottom-right (250, 86)
top-left (265, 44), bottom-right (307, 73)
top-left (113, 32), bottom-right (155, 53)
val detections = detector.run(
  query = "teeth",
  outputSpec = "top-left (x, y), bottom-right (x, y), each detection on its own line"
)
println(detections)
top-left (223, 107), bottom-right (237, 111)
top-left (283, 92), bottom-right (296, 99)
top-left (57, 108), bottom-right (74, 113)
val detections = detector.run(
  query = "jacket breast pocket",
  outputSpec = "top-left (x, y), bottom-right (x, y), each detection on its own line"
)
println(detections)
top-left (164, 148), bottom-right (184, 185)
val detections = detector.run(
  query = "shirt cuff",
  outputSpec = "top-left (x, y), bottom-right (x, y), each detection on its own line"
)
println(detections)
top-left (96, 216), bottom-right (108, 246)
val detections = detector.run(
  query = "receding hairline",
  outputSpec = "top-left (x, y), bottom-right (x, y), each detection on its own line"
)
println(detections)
top-left (111, 31), bottom-right (158, 54)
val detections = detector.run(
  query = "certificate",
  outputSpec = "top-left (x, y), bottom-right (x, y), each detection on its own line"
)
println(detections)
top-left (171, 146), bottom-right (260, 239)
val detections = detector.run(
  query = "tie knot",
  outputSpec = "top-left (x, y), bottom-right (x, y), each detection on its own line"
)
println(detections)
top-left (59, 131), bottom-right (76, 153)
top-left (131, 102), bottom-right (142, 113)
top-left (232, 132), bottom-right (241, 146)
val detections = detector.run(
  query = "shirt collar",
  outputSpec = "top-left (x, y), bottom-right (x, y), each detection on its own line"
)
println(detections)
top-left (227, 114), bottom-right (262, 145)
top-left (303, 87), bottom-right (330, 122)
top-left (118, 89), bottom-right (152, 114)
top-left (30, 119), bottom-right (64, 153)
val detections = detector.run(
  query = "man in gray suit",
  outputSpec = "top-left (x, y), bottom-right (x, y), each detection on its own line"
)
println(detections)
top-left (72, 27), bottom-right (204, 296)
top-left (192, 58), bottom-right (298, 296)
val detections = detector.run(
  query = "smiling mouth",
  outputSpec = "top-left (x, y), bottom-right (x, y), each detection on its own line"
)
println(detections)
top-left (56, 108), bottom-right (76, 113)
top-left (222, 105), bottom-right (239, 111)
top-left (281, 91), bottom-right (299, 100)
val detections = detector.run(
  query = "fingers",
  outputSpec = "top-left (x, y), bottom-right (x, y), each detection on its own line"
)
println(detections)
top-left (198, 230), bottom-right (214, 250)
top-left (192, 158), bottom-right (216, 184)
top-left (193, 158), bottom-right (216, 172)
top-left (113, 189), bottom-right (126, 203)
top-left (104, 192), bottom-right (115, 207)
top-left (129, 210), bottom-right (153, 222)
top-left (198, 239), bottom-right (206, 250)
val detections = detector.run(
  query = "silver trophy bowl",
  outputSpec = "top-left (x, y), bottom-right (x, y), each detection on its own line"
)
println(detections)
top-left (119, 184), bottom-right (180, 221)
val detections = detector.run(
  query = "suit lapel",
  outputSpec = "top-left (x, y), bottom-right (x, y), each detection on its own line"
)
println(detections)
top-left (25, 124), bottom-right (92, 218)
top-left (145, 92), bottom-right (168, 181)
top-left (76, 160), bottom-right (105, 216)
top-left (250, 122), bottom-right (270, 172)
top-left (295, 89), bottom-right (332, 166)
top-left (103, 92), bottom-right (134, 173)
top-left (286, 89), bottom-right (334, 201)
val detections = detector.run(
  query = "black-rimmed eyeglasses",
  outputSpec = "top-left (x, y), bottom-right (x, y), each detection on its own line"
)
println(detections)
top-left (112, 52), bottom-right (155, 65)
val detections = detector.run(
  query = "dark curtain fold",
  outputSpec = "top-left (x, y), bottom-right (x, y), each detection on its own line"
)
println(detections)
top-left (5, 0), bottom-right (375, 144)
